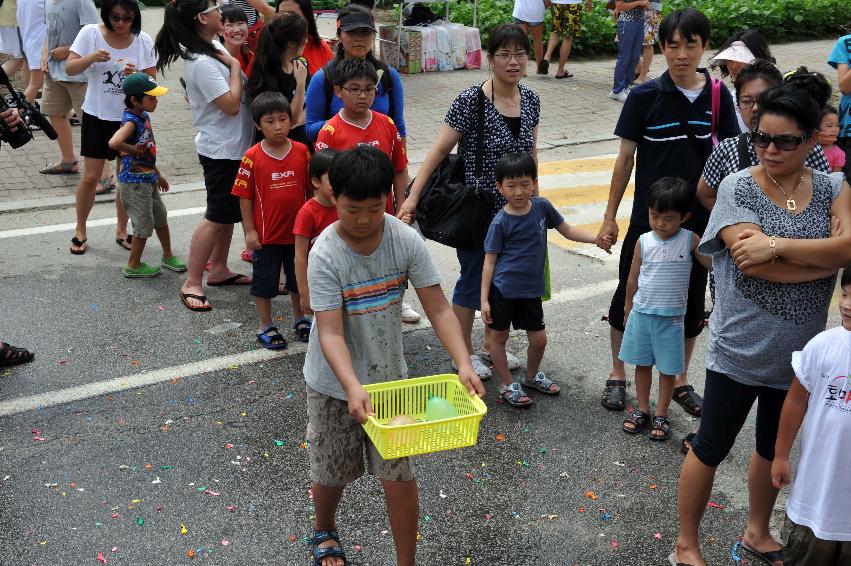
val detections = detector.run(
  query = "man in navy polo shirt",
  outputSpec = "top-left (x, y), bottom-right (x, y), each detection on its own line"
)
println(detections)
top-left (595, 8), bottom-right (739, 417)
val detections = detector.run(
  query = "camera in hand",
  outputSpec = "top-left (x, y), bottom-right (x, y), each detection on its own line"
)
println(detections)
top-left (0, 66), bottom-right (57, 148)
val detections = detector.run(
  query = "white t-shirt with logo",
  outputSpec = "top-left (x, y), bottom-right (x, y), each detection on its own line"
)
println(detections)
top-left (69, 24), bottom-right (156, 121)
top-left (183, 41), bottom-right (253, 161)
top-left (787, 326), bottom-right (851, 541)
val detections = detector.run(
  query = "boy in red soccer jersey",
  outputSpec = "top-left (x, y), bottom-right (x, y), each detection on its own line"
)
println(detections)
top-left (232, 92), bottom-right (313, 348)
top-left (314, 58), bottom-right (408, 217)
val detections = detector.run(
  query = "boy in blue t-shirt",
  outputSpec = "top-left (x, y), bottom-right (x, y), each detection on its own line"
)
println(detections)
top-left (481, 153), bottom-right (605, 407)
top-left (108, 73), bottom-right (185, 278)
top-left (828, 34), bottom-right (851, 180)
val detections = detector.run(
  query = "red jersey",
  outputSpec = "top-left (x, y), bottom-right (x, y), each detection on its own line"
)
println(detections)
top-left (231, 141), bottom-right (311, 245)
top-left (315, 110), bottom-right (407, 213)
top-left (293, 198), bottom-right (338, 246)
top-left (302, 36), bottom-right (333, 75)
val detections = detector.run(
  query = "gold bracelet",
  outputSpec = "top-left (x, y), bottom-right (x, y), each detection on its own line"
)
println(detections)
top-left (769, 235), bottom-right (777, 264)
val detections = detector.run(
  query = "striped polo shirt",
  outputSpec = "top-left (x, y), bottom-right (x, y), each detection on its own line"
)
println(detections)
top-left (633, 228), bottom-right (693, 317)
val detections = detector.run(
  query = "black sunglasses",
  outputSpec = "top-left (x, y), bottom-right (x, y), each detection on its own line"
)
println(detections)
top-left (108, 13), bottom-right (135, 23)
top-left (751, 129), bottom-right (809, 151)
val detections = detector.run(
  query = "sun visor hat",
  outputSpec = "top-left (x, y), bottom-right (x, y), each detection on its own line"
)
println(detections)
top-left (338, 10), bottom-right (376, 33)
top-left (709, 41), bottom-right (756, 66)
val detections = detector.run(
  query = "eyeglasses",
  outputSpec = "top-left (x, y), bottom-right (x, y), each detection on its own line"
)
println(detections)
top-left (493, 51), bottom-right (528, 62)
top-left (340, 85), bottom-right (376, 97)
top-left (198, 3), bottom-right (221, 15)
top-left (108, 13), bottom-right (135, 23)
top-left (751, 129), bottom-right (809, 151)
top-left (738, 98), bottom-right (757, 110)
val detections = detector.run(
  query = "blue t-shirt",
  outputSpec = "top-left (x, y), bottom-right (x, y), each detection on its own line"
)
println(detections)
top-left (828, 35), bottom-right (851, 139)
top-left (117, 110), bottom-right (157, 184)
top-left (484, 198), bottom-right (564, 299)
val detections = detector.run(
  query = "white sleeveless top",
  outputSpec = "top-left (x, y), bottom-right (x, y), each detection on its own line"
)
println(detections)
top-left (633, 228), bottom-right (693, 317)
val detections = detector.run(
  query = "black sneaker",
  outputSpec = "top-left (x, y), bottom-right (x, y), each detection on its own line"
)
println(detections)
top-left (537, 59), bottom-right (549, 75)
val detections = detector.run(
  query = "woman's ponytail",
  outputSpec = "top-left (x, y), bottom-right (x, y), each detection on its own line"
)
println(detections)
top-left (155, 0), bottom-right (219, 73)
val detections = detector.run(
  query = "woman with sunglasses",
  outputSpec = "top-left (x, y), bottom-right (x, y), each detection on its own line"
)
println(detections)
top-left (65, 0), bottom-right (153, 254)
top-left (672, 77), bottom-right (851, 566)
top-left (156, 0), bottom-right (254, 311)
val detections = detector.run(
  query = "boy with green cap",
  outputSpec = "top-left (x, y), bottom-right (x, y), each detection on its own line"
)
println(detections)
top-left (109, 72), bottom-right (186, 278)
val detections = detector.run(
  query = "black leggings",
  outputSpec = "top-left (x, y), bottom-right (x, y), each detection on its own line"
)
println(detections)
top-left (691, 369), bottom-right (788, 468)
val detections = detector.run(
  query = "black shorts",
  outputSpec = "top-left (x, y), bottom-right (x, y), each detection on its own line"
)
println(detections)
top-left (486, 285), bottom-right (544, 331)
top-left (691, 369), bottom-right (787, 468)
top-left (199, 155), bottom-right (242, 225)
top-left (250, 243), bottom-right (299, 299)
top-left (608, 223), bottom-right (707, 338)
top-left (80, 112), bottom-right (121, 160)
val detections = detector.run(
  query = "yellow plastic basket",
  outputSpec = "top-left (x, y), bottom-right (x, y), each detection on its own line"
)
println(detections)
top-left (362, 374), bottom-right (488, 459)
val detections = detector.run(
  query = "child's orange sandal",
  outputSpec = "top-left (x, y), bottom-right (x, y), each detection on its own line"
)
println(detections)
top-left (311, 529), bottom-right (347, 566)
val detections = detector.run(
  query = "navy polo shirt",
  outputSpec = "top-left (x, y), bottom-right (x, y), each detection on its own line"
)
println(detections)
top-left (614, 69), bottom-right (739, 233)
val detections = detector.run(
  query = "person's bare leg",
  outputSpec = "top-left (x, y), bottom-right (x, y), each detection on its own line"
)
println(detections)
top-left (154, 225), bottom-right (174, 259)
top-left (74, 156), bottom-right (106, 246)
top-left (634, 365), bottom-right (651, 413)
top-left (609, 327), bottom-right (627, 381)
top-left (453, 304), bottom-right (475, 354)
top-left (489, 328), bottom-right (512, 386)
top-left (290, 291), bottom-right (304, 320)
top-left (23, 69), bottom-right (43, 104)
top-left (637, 44), bottom-right (653, 83)
top-left (675, 451), bottom-right (715, 566)
top-left (126, 235), bottom-right (146, 269)
top-left (1, 57), bottom-right (24, 78)
top-left (207, 223), bottom-right (237, 280)
top-left (312, 482), bottom-right (347, 566)
top-left (651, 373), bottom-right (675, 438)
top-left (115, 186), bottom-right (130, 242)
top-left (544, 32), bottom-right (560, 64)
top-left (180, 219), bottom-right (229, 308)
top-left (47, 114), bottom-right (78, 165)
top-left (742, 451), bottom-right (783, 563)
top-left (675, 336), bottom-right (696, 388)
top-left (255, 296), bottom-right (272, 329)
top-left (381, 479), bottom-right (418, 566)
top-left (525, 329), bottom-right (546, 377)
top-left (556, 35), bottom-right (574, 77)
top-left (530, 24), bottom-right (544, 67)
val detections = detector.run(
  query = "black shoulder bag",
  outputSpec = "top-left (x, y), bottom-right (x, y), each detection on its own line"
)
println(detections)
top-left (410, 87), bottom-right (496, 250)
top-left (735, 132), bottom-right (752, 171)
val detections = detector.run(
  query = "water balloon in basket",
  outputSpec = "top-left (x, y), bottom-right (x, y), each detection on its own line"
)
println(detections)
top-left (425, 395), bottom-right (458, 421)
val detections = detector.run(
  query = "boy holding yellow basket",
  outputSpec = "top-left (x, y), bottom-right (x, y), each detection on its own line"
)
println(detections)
top-left (302, 145), bottom-right (484, 566)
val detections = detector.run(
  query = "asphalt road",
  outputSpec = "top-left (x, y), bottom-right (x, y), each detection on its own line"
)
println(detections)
top-left (0, 188), bottom-right (820, 565)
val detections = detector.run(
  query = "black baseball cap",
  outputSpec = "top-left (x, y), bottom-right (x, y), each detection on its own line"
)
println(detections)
top-left (338, 8), bottom-right (375, 33)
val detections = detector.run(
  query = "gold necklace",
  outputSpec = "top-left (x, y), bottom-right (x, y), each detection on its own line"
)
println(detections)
top-left (764, 169), bottom-right (805, 211)
top-left (491, 79), bottom-right (519, 107)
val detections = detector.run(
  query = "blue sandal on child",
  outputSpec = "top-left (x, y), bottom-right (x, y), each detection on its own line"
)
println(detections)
top-left (521, 371), bottom-right (561, 395)
top-left (311, 529), bottom-right (348, 566)
top-left (256, 325), bottom-right (288, 350)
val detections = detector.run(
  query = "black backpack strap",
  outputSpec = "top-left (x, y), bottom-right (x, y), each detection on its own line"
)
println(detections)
top-left (736, 132), bottom-right (751, 171)
top-left (322, 62), bottom-right (334, 120)
top-left (473, 84), bottom-right (486, 186)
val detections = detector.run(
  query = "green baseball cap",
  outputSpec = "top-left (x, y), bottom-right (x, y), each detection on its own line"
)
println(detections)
top-left (122, 72), bottom-right (169, 97)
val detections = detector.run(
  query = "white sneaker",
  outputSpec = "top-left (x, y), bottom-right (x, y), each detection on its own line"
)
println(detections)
top-left (479, 350), bottom-right (521, 371)
top-left (452, 354), bottom-right (492, 380)
top-left (609, 89), bottom-right (629, 103)
top-left (401, 303), bottom-right (421, 323)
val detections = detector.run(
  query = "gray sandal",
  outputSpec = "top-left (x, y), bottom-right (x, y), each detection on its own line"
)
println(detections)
top-left (521, 371), bottom-right (560, 395)
top-left (40, 160), bottom-right (79, 174)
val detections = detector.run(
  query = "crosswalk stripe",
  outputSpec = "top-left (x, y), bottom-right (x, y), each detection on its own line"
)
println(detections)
top-left (537, 156), bottom-right (617, 176)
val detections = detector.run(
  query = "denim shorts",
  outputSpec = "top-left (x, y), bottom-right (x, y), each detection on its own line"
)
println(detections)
top-left (452, 246), bottom-right (485, 310)
top-left (250, 244), bottom-right (298, 299)
top-left (619, 311), bottom-right (685, 376)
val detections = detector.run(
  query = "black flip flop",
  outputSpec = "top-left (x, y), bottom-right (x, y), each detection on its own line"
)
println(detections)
top-left (70, 236), bottom-right (87, 255)
top-left (601, 379), bottom-right (626, 411)
top-left (555, 71), bottom-right (574, 79)
top-left (740, 543), bottom-right (783, 565)
top-left (116, 236), bottom-right (132, 251)
top-left (207, 274), bottom-right (251, 286)
top-left (179, 292), bottom-right (212, 312)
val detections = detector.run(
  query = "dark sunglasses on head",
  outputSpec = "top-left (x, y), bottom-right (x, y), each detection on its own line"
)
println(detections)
top-left (108, 13), bottom-right (135, 23)
top-left (750, 129), bottom-right (809, 151)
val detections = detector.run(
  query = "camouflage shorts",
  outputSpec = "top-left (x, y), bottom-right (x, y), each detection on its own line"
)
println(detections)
top-left (551, 3), bottom-right (584, 37)
top-left (305, 386), bottom-right (415, 486)
top-left (782, 515), bottom-right (851, 565)
top-left (643, 9), bottom-right (661, 45)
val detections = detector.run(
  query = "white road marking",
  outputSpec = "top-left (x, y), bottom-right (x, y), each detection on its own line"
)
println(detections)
top-left (0, 207), bottom-right (206, 239)
top-left (0, 279), bottom-right (619, 417)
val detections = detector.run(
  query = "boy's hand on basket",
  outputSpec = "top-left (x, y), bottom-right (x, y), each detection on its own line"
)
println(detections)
top-left (458, 363), bottom-right (485, 398)
top-left (347, 385), bottom-right (375, 424)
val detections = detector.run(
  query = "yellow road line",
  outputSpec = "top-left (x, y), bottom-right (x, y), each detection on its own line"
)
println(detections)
top-left (538, 157), bottom-right (617, 176)
top-left (542, 183), bottom-right (633, 208)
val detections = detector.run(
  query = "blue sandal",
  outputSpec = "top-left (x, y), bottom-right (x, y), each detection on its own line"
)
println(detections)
top-left (256, 325), bottom-right (287, 350)
top-left (521, 371), bottom-right (561, 395)
top-left (499, 382), bottom-right (533, 407)
top-left (311, 529), bottom-right (347, 566)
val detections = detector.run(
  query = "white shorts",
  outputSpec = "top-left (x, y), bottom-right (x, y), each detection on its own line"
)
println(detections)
top-left (0, 26), bottom-right (22, 58)
top-left (16, 0), bottom-right (45, 69)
